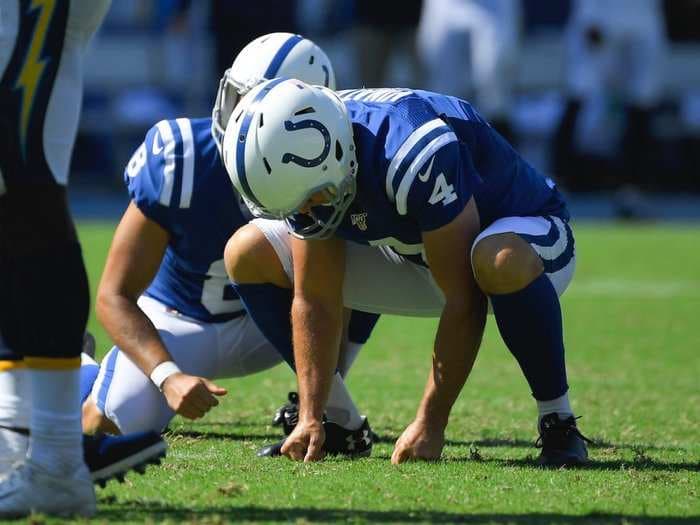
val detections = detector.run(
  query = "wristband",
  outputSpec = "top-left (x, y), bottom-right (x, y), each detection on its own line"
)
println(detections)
top-left (150, 361), bottom-right (181, 390)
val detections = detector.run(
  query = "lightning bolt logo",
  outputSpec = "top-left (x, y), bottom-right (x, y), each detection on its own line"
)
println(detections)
top-left (15, 0), bottom-right (57, 159)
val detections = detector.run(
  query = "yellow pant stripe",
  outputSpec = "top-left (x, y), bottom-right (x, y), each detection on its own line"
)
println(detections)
top-left (0, 360), bottom-right (27, 372)
top-left (23, 356), bottom-right (80, 370)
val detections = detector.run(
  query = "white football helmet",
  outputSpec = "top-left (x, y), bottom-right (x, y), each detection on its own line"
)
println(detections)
top-left (222, 78), bottom-right (357, 239)
top-left (212, 33), bottom-right (336, 156)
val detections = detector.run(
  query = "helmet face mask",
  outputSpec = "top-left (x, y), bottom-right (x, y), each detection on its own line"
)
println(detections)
top-left (211, 71), bottom-right (243, 154)
top-left (285, 174), bottom-right (357, 239)
top-left (222, 79), bottom-right (357, 240)
top-left (211, 33), bottom-right (336, 158)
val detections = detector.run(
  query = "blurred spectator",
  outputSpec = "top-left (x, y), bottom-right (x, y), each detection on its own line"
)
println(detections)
top-left (210, 0), bottom-right (299, 83)
top-left (553, 0), bottom-right (668, 200)
top-left (663, 0), bottom-right (700, 42)
top-left (521, 0), bottom-right (571, 35)
top-left (417, 0), bottom-right (522, 142)
top-left (352, 0), bottom-right (423, 87)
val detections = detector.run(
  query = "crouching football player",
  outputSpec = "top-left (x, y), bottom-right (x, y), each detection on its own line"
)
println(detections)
top-left (222, 80), bottom-right (592, 467)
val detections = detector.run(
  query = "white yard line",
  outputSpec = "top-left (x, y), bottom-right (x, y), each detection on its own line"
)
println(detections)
top-left (567, 279), bottom-right (700, 298)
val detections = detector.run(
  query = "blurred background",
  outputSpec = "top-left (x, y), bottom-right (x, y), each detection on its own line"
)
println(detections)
top-left (71, 0), bottom-right (700, 220)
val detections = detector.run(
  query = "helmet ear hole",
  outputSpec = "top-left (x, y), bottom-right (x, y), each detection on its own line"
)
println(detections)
top-left (335, 140), bottom-right (343, 161)
top-left (294, 107), bottom-right (315, 116)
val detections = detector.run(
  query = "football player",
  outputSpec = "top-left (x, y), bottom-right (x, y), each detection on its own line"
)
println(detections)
top-left (79, 33), bottom-right (377, 457)
top-left (223, 80), bottom-right (592, 466)
top-left (0, 0), bottom-right (165, 517)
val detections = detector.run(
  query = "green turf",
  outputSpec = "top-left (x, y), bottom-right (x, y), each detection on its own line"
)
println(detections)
top-left (40, 222), bottom-right (700, 523)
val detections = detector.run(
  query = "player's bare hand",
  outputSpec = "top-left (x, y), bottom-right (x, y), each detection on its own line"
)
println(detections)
top-left (281, 419), bottom-right (326, 462)
top-left (161, 372), bottom-right (227, 420)
top-left (391, 419), bottom-right (445, 464)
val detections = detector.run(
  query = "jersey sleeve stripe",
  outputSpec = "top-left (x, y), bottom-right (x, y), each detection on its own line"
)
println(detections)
top-left (175, 118), bottom-right (195, 208)
top-left (155, 120), bottom-right (176, 206)
top-left (385, 119), bottom-right (448, 202)
top-left (395, 132), bottom-right (458, 216)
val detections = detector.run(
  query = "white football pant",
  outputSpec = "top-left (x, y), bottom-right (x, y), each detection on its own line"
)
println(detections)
top-left (90, 296), bottom-right (283, 434)
top-left (253, 216), bottom-right (575, 317)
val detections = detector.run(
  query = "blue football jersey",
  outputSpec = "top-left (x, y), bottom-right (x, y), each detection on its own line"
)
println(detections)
top-left (124, 117), bottom-right (251, 322)
top-left (291, 88), bottom-right (568, 264)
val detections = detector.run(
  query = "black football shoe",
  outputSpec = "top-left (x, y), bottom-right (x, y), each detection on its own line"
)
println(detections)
top-left (257, 417), bottom-right (373, 458)
top-left (536, 413), bottom-right (592, 467)
top-left (271, 392), bottom-right (299, 436)
top-left (271, 392), bottom-right (380, 442)
top-left (324, 417), bottom-right (373, 457)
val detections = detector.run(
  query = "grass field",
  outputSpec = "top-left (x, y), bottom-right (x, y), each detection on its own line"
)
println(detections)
top-left (49, 222), bottom-right (700, 523)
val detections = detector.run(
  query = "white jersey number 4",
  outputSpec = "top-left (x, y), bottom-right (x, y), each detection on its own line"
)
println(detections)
top-left (428, 173), bottom-right (458, 206)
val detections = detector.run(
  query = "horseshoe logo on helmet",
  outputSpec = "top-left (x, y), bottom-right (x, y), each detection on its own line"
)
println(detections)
top-left (282, 119), bottom-right (331, 168)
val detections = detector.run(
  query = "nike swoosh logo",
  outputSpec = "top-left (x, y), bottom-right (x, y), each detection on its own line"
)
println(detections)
top-left (152, 131), bottom-right (164, 155)
top-left (418, 156), bottom-right (435, 182)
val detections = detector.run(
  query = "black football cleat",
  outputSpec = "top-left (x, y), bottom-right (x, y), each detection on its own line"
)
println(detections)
top-left (257, 417), bottom-right (373, 458)
top-left (271, 392), bottom-right (299, 436)
top-left (271, 392), bottom-right (381, 442)
top-left (536, 413), bottom-right (592, 468)
top-left (324, 417), bottom-right (373, 458)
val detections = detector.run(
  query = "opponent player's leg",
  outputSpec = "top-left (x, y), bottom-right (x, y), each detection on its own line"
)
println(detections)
top-left (0, 190), bottom-right (96, 516)
top-left (225, 220), bottom-right (371, 456)
top-left (470, 216), bottom-right (589, 467)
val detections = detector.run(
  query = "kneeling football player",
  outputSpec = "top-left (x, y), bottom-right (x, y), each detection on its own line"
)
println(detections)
top-left (77, 34), bottom-right (378, 457)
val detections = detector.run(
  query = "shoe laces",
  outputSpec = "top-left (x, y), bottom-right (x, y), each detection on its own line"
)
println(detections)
top-left (535, 415), bottom-right (594, 449)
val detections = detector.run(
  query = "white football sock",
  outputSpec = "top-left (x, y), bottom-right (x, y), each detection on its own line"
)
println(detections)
top-left (0, 367), bottom-right (31, 429)
top-left (337, 342), bottom-right (363, 379)
top-left (0, 368), bottom-right (31, 471)
top-left (537, 392), bottom-right (574, 423)
top-left (325, 373), bottom-right (364, 430)
top-left (27, 368), bottom-right (84, 475)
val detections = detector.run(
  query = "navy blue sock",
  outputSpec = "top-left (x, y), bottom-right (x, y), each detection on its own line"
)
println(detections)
top-left (0, 348), bottom-right (23, 361)
top-left (232, 283), bottom-right (295, 368)
top-left (489, 272), bottom-right (568, 401)
top-left (80, 361), bottom-right (100, 403)
top-left (347, 311), bottom-right (380, 344)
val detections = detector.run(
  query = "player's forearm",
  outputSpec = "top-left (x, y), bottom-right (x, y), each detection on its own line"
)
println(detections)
top-left (96, 292), bottom-right (172, 375)
top-left (416, 295), bottom-right (487, 429)
top-left (292, 296), bottom-right (343, 423)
